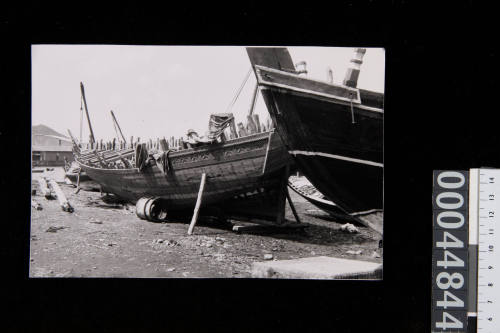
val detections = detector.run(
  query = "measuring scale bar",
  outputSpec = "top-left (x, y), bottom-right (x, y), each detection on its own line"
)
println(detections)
top-left (476, 168), bottom-right (500, 333)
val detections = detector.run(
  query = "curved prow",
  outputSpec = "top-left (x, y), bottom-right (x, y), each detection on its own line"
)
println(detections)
top-left (246, 47), bottom-right (297, 73)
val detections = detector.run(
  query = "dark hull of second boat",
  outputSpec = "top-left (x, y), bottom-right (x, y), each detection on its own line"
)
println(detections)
top-left (259, 83), bottom-right (383, 214)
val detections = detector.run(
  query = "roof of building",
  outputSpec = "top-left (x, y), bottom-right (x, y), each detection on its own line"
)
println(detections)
top-left (32, 124), bottom-right (69, 138)
top-left (32, 145), bottom-right (73, 152)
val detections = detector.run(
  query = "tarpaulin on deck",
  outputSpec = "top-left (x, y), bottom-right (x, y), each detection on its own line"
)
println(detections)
top-left (207, 113), bottom-right (234, 140)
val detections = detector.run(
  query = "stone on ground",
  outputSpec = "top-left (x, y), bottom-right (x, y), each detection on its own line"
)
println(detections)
top-left (251, 256), bottom-right (382, 279)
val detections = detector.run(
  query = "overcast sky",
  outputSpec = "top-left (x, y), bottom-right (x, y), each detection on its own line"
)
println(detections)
top-left (32, 45), bottom-right (385, 142)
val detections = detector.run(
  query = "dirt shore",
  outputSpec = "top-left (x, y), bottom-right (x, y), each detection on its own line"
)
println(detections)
top-left (30, 181), bottom-right (382, 278)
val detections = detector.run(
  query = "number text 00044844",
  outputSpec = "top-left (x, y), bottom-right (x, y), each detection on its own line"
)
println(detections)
top-left (432, 170), bottom-right (469, 332)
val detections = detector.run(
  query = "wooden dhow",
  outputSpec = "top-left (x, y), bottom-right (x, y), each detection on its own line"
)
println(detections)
top-left (246, 47), bottom-right (383, 216)
top-left (74, 130), bottom-right (292, 223)
top-left (71, 82), bottom-right (294, 225)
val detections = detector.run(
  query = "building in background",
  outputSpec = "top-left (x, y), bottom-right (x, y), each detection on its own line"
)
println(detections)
top-left (32, 124), bottom-right (73, 167)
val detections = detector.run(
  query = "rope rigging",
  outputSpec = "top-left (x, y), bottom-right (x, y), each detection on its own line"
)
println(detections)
top-left (225, 67), bottom-right (252, 113)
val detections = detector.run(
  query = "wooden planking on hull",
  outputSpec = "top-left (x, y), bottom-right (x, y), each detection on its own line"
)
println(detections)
top-left (261, 88), bottom-right (383, 164)
top-left (247, 47), bottom-right (383, 215)
top-left (76, 130), bottom-right (292, 219)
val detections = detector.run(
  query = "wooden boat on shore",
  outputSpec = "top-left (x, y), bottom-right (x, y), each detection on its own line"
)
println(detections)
top-left (64, 161), bottom-right (91, 183)
top-left (74, 130), bottom-right (292, 222)
top-left (246, 47), bottom-right (383, 215)
top-left (70, 80), bottom-right (294, 223)
top-left (287, 176), bottom-right (351, 219)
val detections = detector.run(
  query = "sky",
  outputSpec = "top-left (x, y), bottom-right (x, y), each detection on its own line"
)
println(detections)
top-left (32, 45), bottom-right (385, 143)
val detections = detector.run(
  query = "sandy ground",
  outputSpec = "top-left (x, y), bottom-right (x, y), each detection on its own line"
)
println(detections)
top-left (29, 178), bottom-right (383, 278)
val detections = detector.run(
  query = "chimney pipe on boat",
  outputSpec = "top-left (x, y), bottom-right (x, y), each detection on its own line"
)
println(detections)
top-left (343, 48), bottom-right (366, 88)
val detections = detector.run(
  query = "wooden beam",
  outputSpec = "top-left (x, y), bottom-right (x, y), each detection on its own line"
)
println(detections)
top-left (48, 179), bottom-right (73, 212)
top-left (74, 169), bottom-right (81, 194)
top-left (110, 110), bottom-right (126, 143)
top-left (275, 164), bottom-right (290, 225)
top-left (285, 187), bottom-right (302, 224)
top-left (261, 131), bottom-right (273, 174)
top-left (187, 173), bottom-right (207, 235)
top-left (248, 83), bottom-right (259, 116)
top-left (37, 178), bottom-right (52, 199)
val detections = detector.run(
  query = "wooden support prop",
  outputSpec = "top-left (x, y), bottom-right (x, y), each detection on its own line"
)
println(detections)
top-left (275, 164), bottom-right (290, 225)
top-left (76, 169), bottom-right (82, 190)
top-left (285, 187), bottom-right (302, 224)
top-left (37, 178), bottom-right (53, 199)
top-left (48, 179), bottom-right (74, 212)
top-left (261, 131), bottom-right (273, 174)
top-left (188, 173), bottom-right (207, 235)
top-left (74, 169), bottom-right (81, 194)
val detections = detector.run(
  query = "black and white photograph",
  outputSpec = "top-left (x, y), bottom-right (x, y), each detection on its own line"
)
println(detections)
top-left (8, 2), bottom-right (500, 332)
top-left (30, 45), bottom-right (384, 279)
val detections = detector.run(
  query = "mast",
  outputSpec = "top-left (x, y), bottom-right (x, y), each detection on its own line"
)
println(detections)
top-left (80, 82), bottom-right (96, 144)
top-left (79, 97), bottom-right (83, 143)
top-left (110, 110), bottom-right (126, 143)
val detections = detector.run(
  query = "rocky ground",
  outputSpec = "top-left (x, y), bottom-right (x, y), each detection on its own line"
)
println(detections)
top-left (30, 177), bottom-right (383, 278)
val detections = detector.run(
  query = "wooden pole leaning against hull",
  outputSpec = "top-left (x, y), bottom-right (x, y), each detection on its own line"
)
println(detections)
top-left (187, 173), bottom-right (207, 235)
top-left (275, 164), bottom-right (290, 225)
top-left (261, 131), bottom-right (273, 174)
top-left (285, 187), bottom-right (302, 224)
